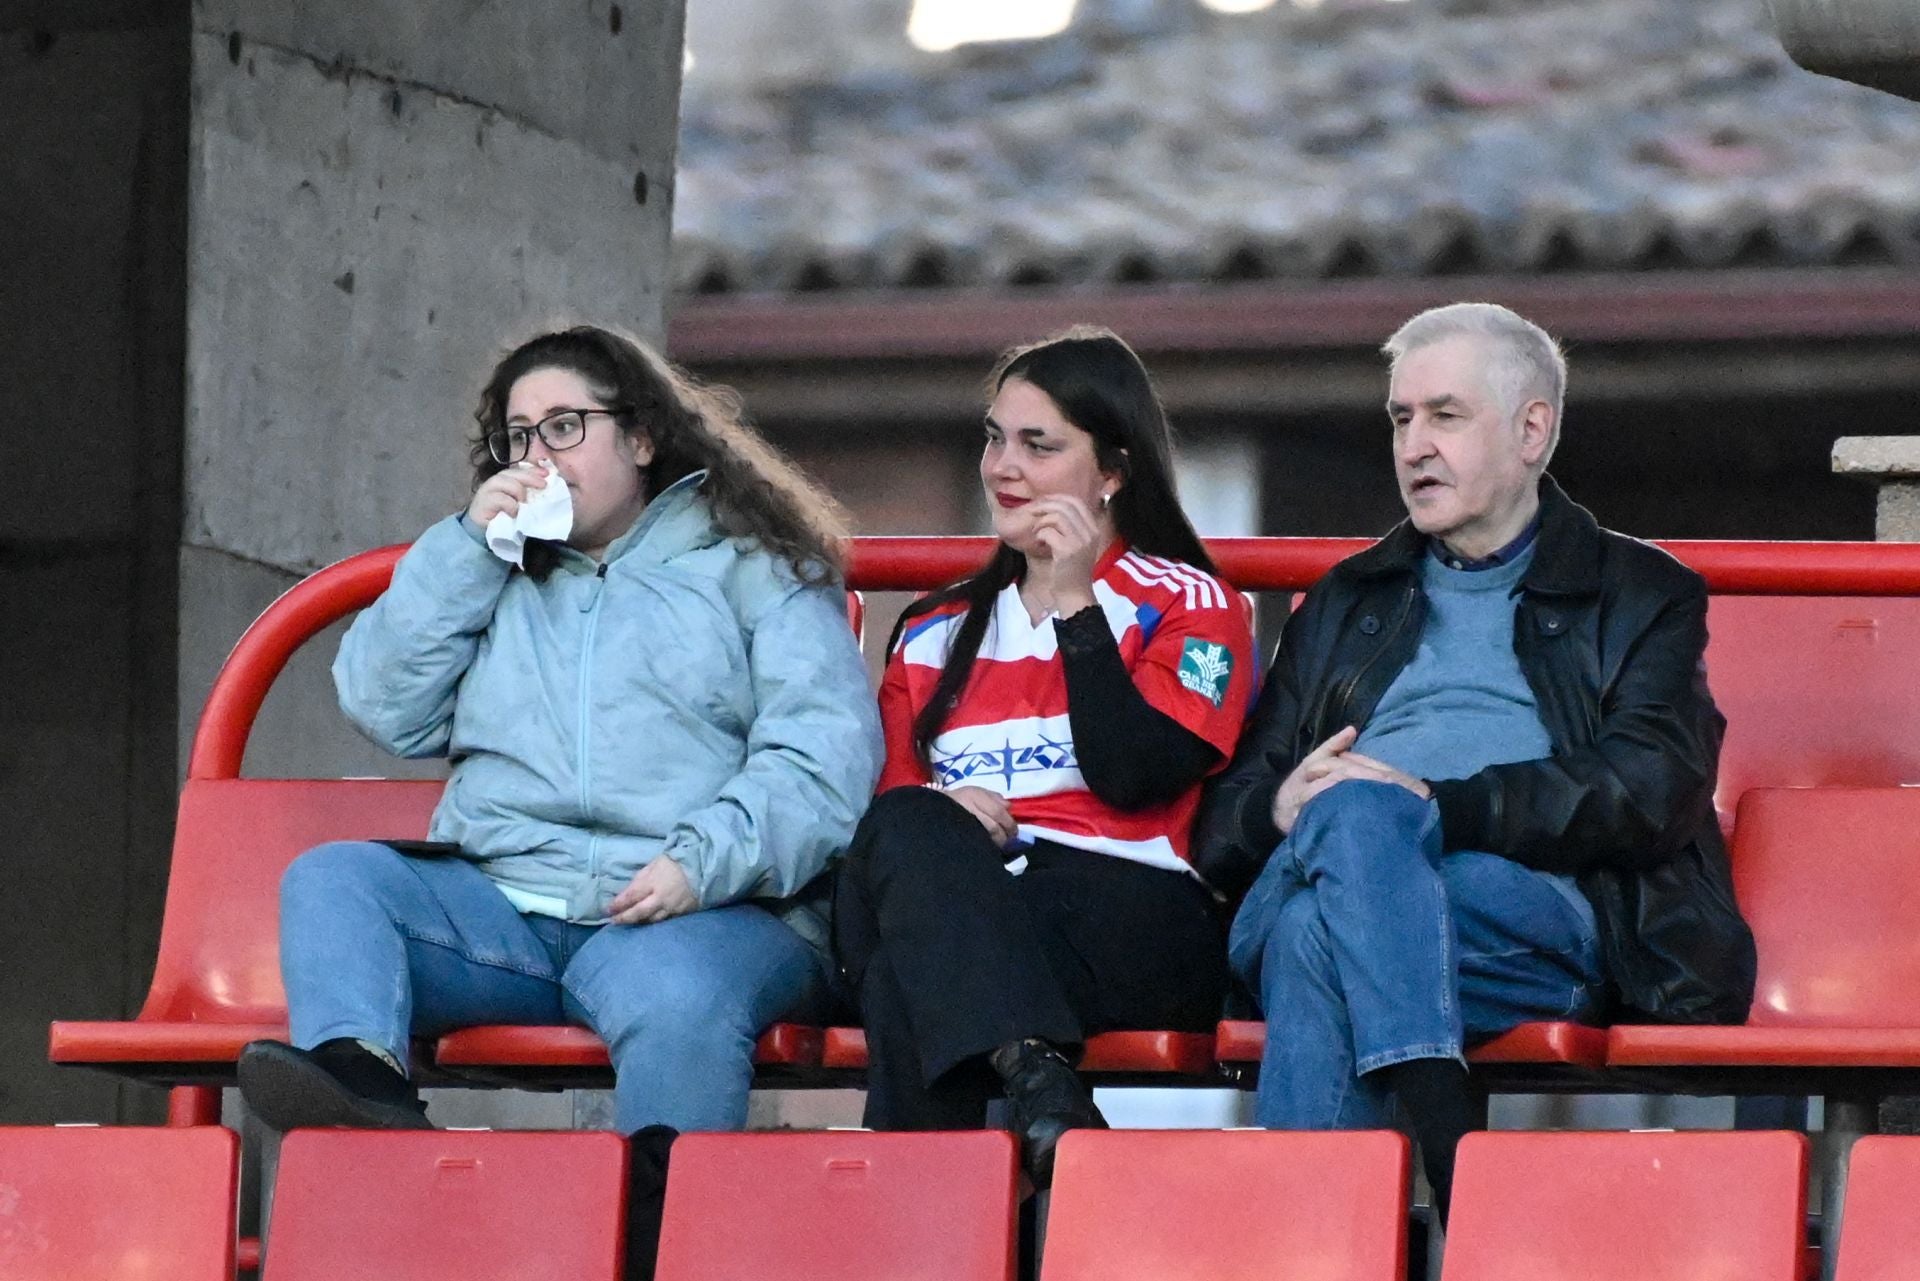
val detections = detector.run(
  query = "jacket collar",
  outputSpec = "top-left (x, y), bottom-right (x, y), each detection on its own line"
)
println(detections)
top-left (1341, 474), bottom-right (1603, 597)
top-left (552, 470), bottom-right (717, 574)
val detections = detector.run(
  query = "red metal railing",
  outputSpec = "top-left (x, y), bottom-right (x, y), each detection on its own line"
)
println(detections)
top-left (188, 536), bottom-right (1920, 781)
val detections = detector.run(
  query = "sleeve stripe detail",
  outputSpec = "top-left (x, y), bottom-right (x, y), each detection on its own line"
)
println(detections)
top-left (1116, 553), bottom-right (1228, 611)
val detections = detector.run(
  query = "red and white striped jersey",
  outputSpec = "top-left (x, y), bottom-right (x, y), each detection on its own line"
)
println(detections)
top-left (877, 542), bottom-right (1255, 876)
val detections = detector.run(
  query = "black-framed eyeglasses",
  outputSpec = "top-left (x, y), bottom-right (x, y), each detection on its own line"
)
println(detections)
top-left (486, 406), bottom-right (631, 465)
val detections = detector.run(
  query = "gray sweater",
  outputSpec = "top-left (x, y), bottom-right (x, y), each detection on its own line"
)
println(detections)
top-left (1353, 546), bottom-right (1591, 912)
top-left (1354, 547), bottom-right (1550, 783)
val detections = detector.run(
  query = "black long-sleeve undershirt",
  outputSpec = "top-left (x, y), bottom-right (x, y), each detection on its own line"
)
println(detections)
top-left (1055, 604), bottom-right (1220, 810)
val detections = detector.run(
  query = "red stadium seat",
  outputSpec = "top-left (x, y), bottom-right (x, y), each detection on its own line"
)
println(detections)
top-left (1832, 1136), bottom-right (1920, 1281)
top-left (48, 777), bottom-right (443, 1082)
top-left (263, 1129), bottom-right (627, 1281)
top-left (1608, 788), bottom-right (1920, 1074)
top-left (1041, 1129), bottom-right (1409, 1281)
top-left (1441, 1130), bottom-right (1808, 1281)
top-left (821, 1025), bottom-right (868, 1069)
top-left (1604, 787), bottom-right (1920, 1262)
top-left (0, 1125), bottom-right (237, 1281)
top-left (655, 1130), bottom-right (1018, 1281)
top-left (1704, 596), bottom-right (1920, 828)
top-left (819, 1026), bottom-right (1217, 1079)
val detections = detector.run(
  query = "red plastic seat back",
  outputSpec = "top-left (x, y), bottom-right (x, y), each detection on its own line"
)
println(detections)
top-left (656, 1131), bottom-right (1018, 1281)
top-left (1834, 1135), bottom-right (1920, 1281)
top-left (1042, 1129), bottom-right (1409, 1281)
top-left (1706, 596), bottom-right (1920, 821)
top-left (264, 1129), bottom-right (627, 1280)
top-left (139, 777), bottom-right (442, 1023)
top-left (1442, 1130), bottom-right (1807, 1281)
top-left (1733, 787), bottom-right (1920, 1029)
top-left (0, 1126), bottom-right (237, 1281)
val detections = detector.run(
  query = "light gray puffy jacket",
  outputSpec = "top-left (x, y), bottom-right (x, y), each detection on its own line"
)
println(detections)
top-left (333, 473), bottom-right (883, 952)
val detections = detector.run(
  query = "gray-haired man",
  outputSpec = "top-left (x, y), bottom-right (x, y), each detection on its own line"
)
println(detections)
top-left (1196, 303), bottom-right (1753, 1219)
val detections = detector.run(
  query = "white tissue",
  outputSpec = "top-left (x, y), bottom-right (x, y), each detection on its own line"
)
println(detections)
top-left (485, 461), bottom-right (574, 567)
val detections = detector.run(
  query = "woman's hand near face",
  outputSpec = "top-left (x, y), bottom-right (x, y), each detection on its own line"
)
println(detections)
top-left (1026, 494), bottom-right (1106, 614)
top-left (466, 460), bottom-right (550, 528)
top-left (942, 785), bottom-right (1019, 848)
top-left (606, 855), bottom-right (700, 926)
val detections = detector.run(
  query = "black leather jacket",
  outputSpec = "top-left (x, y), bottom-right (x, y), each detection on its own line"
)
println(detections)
top-left (1196, 476), bottom-right (1756, 1023)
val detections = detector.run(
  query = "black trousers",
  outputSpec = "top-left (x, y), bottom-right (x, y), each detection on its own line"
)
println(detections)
top-left (833, 786), bottom-right (1228, 1130)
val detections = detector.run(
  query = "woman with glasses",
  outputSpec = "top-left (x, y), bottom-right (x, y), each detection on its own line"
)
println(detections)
top-left (832, 327), bottom-right (1254, 1186)
top-left (239, 327), bottom-right (881, 1255)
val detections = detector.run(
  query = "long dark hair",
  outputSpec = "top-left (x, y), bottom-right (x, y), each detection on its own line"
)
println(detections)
top-left (896, 325), bottom-right (1216, 766)
top-left (472, 326), bottom-right (849, 583)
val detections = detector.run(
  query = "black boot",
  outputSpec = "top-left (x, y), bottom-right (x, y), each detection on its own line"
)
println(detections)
top-left (623, 1125), bottom-right (679, 1281)
top-left (990, 1039), bottom-right (1106, 1188)
top-left (237, 1038), bottom-right (430, 1133)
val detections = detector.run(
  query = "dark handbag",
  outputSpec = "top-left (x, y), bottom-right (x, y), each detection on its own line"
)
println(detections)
top-left (1582, 834), bottom-right (1756, 1025)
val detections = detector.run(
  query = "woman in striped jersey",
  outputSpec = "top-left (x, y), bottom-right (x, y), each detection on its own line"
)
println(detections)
top-left (833, 326), bottom-right (1255, 1184)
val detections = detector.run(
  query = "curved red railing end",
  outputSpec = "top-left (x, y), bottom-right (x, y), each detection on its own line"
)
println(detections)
top-left (187, 545), bottom-right (406, 781)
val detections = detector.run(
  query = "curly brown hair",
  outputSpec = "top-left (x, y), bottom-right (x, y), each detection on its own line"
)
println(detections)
top-left (472, 326), bottom-right (849, 583)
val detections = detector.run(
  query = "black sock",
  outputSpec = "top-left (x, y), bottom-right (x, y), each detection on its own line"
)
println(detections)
top-left (1380, 1057), bottom-right (1477, 1227)
top-left (309, 1037), bottom-right (418, 1108)
top-left (624, 1125), bottom-right (679, 1281)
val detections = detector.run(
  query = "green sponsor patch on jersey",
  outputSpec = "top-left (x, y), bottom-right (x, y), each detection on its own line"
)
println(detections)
top-left (1177, 637), bottom-right (1233, 708)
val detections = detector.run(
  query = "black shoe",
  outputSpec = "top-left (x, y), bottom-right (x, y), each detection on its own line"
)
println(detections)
top-left (995, 1040), bottom-right (1106, 1188)
top-left (237, 1039), bottom-right (431, 1133)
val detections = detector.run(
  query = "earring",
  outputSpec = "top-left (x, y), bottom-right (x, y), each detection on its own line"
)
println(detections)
top-left (1100, 491), bottom-right (1113, 510)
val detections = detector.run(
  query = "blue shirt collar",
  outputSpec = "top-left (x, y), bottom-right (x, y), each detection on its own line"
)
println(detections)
top-left (1430, 511), bottom-right (1543, 573)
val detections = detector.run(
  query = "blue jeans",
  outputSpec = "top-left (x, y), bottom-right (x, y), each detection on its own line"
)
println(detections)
top-left (279, 841), bottom-right (831, 1134)
top-left (1229, 780), bottom-right (1602, 1129)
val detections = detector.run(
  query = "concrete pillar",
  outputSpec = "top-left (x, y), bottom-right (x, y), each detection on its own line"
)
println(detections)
top-left (1772, 0), bottom-right (1920, 101)
top-left (184, 0), bottom-right (687, 766)
top-left (1831, 437), bottom-right (1920, 542)
top-left (0, 4), bottom-right (190, 1126)
top-left (0, 0), bottom-right (682, 1127)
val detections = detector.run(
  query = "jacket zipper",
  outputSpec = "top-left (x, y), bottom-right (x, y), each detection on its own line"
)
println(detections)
top-left (579, 563), bottom-right (608, 897)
